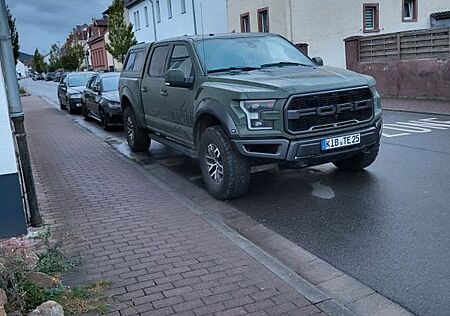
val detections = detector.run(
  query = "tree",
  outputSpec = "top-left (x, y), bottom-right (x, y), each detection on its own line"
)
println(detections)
top-left (6, 5), bottom-right (20, 64)
top-left (48, 43), bottom-right (62, 72)
top-left (106, 0), bottom-right (137, 63)
top-left (61, 36), bottom-right (85, 71)
top-left (31, 48), bottom-right (45, 73)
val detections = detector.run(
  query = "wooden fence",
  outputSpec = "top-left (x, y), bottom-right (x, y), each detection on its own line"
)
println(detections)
top-left (359, 27), bottom-right (450, 62)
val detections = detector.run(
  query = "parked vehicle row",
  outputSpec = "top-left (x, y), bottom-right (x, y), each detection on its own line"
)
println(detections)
top-left (56, 71), bottom-right (123, 130)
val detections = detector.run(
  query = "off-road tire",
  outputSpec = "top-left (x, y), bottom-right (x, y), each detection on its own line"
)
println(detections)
top-left (124, 106), bottom-right (150, 152)
top-left (333, 142), bottom-right (380, 171)
top-left (199, 126), bottom-right (251, 200)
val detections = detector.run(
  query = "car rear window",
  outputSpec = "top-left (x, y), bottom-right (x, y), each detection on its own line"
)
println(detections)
top-left (124, 50), bottom-right (145, 72)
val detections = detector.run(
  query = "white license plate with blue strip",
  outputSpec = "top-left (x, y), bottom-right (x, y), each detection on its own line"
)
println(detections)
top-left (321, 133), bottom-right (360, 151)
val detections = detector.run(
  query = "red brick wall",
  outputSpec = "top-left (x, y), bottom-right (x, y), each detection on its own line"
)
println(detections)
top-left (90, 40), bottom-right (108, 71)
top-left (345, 37), bottom-right (450, 100)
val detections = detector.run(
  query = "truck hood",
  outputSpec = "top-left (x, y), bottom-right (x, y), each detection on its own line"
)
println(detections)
top-left (207, 66), bottom-right (374, 98)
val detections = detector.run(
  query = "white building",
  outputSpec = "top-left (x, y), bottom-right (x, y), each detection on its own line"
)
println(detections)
top-left (0, 59), bottom-right (27, 237)
top-left (125, 0), bottom-right (228, 43)
top-left (227, 0), bottom-right (450, 68)
top-left (16, 59), bottom-right (29, 78)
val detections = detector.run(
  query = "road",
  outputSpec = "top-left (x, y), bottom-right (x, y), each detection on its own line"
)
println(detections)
top-left (23, 79), bottom-right (450, 316)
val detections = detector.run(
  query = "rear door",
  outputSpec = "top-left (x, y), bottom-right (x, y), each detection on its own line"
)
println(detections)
top-left (141, 45), bottom-right (170, 133)
top-left (84, 75), bottom-right (98, 116)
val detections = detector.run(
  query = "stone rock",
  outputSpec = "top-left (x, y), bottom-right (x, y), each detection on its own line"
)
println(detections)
top-left (0, 288), bottom-right (7, 305)
top-left (28, 301), bottom-right (63, 316)
top-left (7, 312), bottom-right (23, 316)
top-left (26, 272), bottom-right (55, 288)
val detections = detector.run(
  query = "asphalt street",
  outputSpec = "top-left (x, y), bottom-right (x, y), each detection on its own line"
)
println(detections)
top-left (23, 79), bottom-right (450, 316)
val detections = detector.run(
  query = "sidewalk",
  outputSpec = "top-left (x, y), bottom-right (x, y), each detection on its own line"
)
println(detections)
top-left (382, 97), bottom-right (450, 115)
top-left (22, 95), bottom-right (326, 316)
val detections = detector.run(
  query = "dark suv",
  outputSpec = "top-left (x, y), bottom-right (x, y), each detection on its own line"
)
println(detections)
top-left (119, 33), bottom-right (382, 199)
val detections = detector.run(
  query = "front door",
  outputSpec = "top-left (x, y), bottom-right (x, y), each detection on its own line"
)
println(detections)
top-left (162, 44), bottom-right (196, 146)
top-left (141, 45), bottom-right (170, 134)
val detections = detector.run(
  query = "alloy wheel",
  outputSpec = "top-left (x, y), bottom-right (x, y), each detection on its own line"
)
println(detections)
top-left (205, 143), bottom-right (224, 183)
top-left (126, 116), bottom-right (135, 145)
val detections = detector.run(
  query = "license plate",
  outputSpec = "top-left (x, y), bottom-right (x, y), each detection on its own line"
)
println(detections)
top-left (321, 133), bottom-right (360, 151)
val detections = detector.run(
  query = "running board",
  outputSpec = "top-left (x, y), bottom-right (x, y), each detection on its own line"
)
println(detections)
top-left (149, 133), bottom-right (198, 158)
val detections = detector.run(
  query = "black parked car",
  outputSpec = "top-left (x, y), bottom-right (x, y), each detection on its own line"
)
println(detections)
top-left (53, 72), bottom-right (63, 82)
top-left (82, 72), bottom-right (122, 130)
top-left (45, 72), bottom-right (55, 81)
top-left (58, 72), bottom-right (96, 114)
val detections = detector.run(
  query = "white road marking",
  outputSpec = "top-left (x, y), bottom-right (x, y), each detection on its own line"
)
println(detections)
top-left (382, 118), bottom-right (450, 138)
top-left (311, 181), bottom-right (335, 200)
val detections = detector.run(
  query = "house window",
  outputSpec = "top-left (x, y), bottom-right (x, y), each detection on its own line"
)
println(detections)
top-left (181, 0), bottom-right (186, 14)
top-left (136, 11), bottom-right (141, 30)
top-left (363, 3), bottom-right (379, 32)
top-left (240, 13), bottom-right (250, 33)
top-left (134, 11), bottom-right (141, 30)
top-left (168, 0), bottom-right (172, 19)
top-left (403, 0), bottom-right (417, 22)
top-left (258, 8), bottom-right (269, 32)
top-left (156, 0), bottom-right (161, 22)
top-left (144, 6), bottom-right (149, 27)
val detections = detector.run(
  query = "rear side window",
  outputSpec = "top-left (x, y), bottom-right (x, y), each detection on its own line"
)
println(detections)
top-left (124, 52), bottom-right (137, 71)
top-left (148, 45), bottom-right (169, 77)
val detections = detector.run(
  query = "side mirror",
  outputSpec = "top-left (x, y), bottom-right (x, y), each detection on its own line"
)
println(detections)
top-left (92, 84), bottom-right (99, 93)
top-left (312, 57), bottom-right (324, 66)
top-left (165, 69), bottom-right (193, 88)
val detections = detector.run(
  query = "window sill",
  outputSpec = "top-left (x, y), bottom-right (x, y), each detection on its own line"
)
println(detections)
top-left (363, 29), bottom-right (380, 33)
top-left (402, 18), bottom-right (417, 22)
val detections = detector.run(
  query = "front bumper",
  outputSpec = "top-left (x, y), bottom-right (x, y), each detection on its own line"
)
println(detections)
top-left (232, 118), bottom-right (382, 165)
top-left (69, 98), bottom-right (83, 108)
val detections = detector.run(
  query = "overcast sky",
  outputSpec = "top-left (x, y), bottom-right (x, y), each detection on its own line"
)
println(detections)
top-left (6, 0), bottom-right (111, 55)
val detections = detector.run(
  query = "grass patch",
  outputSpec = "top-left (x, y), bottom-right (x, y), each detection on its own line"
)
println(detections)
top-left (1, 229), bottom-right (110, 314)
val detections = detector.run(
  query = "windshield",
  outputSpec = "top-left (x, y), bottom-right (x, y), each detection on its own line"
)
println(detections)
top-left (195, 36), bottom-right (315, 73)
top-left (68, 73), bottom-right (93, 87)
top-left (102, 75), bottom-right (120, 92)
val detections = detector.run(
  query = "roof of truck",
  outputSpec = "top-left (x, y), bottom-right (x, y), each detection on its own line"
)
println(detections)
top-left (129, 33), bottom-right (278, 51)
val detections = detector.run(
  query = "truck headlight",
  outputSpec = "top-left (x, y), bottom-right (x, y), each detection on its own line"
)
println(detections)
top-left (240, 100), bottom-right (275, 130)
top-left (370, 87), bottom-right (382, 117)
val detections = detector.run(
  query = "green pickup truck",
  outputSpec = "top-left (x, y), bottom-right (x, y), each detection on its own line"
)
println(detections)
top-left (119, 33), bottom-right (382, 200)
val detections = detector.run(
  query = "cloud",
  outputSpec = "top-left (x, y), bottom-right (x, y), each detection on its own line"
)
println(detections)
top-left (6, 0), bottom-right (112, 54)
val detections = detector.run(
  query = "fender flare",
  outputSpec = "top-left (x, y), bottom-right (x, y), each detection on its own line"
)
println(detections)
top-left (121, 86), bottom-right (146, 128)
top-left (194, 98), bottom-right (239, 141)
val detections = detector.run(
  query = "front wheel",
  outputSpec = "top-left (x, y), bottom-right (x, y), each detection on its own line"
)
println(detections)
top-left (333, 142), bottom-right (380, 171)
top-left (199, 126), bottom-right (251, 200)
top-left (124, 106), bottom-right (150, 152)
top-left (100, 108), bottom-right (111, 131)
top-left (82, 103), bottom-right (90, 120)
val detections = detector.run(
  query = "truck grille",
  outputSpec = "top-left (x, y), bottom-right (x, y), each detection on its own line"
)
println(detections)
top-left (286, 88), bottom-right (373, 133)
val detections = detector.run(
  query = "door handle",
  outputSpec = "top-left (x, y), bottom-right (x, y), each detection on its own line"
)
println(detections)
top-left (141, 86), bottom-right (148, 93)
top-left (160, 89), bottom-right (168, 97)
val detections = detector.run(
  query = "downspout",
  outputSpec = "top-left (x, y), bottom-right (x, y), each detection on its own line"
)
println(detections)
top-left (191, 0), bottom-right (198, 35)
top-left (289, 0), bottom-right (293, 41)
top-left (0, 0), bottom-right (41, 226)
top-left (149, 0), bottom-right (157, 41)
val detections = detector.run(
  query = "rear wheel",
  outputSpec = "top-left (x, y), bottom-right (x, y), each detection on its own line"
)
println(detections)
top-left (199, 126), bottom-right (251, 200)
top-left (124, 106), bottom-right (150, 152)
top-left (82, 103), bottom-right (90, 120)
top-left (100, 108), bottom-right (111, 131)
top-left (333, 142), bottom-right (380, 171)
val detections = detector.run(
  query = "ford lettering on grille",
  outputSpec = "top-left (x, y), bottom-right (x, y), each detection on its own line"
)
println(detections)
top-left (286, 88), bottom-right (374, 133)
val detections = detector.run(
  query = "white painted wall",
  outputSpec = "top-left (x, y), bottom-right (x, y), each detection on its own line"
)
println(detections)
top-left (0, 61), bottom-right (18, 176)
top-left (128, 0), bottom-right (228, 43)
top-left (227, 0), bottom-right (450, 68)
top-left (16, 60), bottom-right (29, 78)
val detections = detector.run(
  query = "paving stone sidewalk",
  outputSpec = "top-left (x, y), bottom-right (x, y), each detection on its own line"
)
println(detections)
top-left (382, 97), bottom-right (450, 115)
top-left (22, 95), bottom-right (326, 316)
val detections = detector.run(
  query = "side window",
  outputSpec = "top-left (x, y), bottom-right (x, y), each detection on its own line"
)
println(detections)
top-left (87, 76), bottom-right (97, 89)
top-left (133, 51), bottom-right (145, 71)
top-left (148, 45), bottom-right (170, 77)
top-left (168, 45), bottom-right (194, 79)
top-left (124, 52), bottom-right (137, 71)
